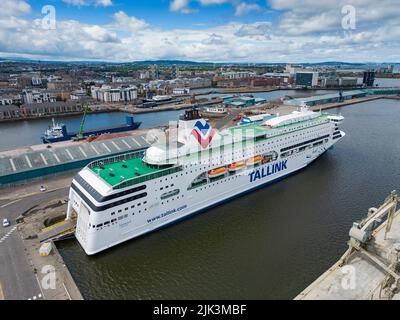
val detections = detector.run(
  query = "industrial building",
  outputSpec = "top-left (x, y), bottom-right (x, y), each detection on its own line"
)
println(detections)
top-left (0, 101), bottom-right (84, 120)
top-left (223, 95), bottom-right (266, 108)
top-left (0, 134), bottom-right (152, 187)
top-left (284, 90), bottom-right (367, 107)
top-left (367, 88), bottom-right (400, 95)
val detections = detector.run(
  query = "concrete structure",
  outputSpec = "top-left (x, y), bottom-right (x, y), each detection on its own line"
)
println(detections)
top-left (339, 77), bottom-right (358, 87)
top-left (284, 90), bottom-right (367, 107)
top-left (321, 77), bottom-right (339, 88)
top-left (296, 191), bottom-right (400, 300)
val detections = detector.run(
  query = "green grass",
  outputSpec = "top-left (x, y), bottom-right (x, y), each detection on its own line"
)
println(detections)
top-left (90, 157), bottom-right (160, 186)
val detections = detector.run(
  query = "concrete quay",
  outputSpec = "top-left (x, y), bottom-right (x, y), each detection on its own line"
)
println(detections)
top-left (309, 95), bottom-right (400, 111)
top-left (0, 177), bottom-right (82, 300)
top-left (296, 191), bottom-right (400, 300)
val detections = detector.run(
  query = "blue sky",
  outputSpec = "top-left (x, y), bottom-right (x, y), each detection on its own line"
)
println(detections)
top-left (28, 0), bottom-right (279, 29)
top-left (1, 0), bottom-right (399, 62)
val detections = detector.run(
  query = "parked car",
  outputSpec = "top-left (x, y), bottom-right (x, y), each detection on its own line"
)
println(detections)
top-left (2, 218), bottom-right (10, 227)
top-left (40, 186), bottom-right (47, 192)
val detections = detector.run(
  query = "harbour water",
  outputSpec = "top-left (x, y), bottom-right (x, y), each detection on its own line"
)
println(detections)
top-left (57, 98), bottom-right (400, 299)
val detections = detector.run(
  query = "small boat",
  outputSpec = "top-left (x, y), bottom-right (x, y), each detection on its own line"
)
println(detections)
top-left (208, 167), bottom-right (227, 178)
top-left (246, 155), bottom-right (263, 166)
top-left (228, 161), bottom-right (245, 172)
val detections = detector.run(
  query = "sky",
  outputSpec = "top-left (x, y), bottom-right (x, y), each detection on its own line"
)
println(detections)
top-left (0, 0), bottom-right (399, 63)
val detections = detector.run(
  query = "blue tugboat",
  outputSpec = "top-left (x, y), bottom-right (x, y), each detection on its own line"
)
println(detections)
top-left (41, 115), bottom-right (141, 144)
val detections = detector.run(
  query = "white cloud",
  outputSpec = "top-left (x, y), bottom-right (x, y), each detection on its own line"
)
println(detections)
top-left (235, 22), bottom-right (271, 38)
top-left (62, 0), bottom-right (113, 7)
top-left (269, 0), bottom-right (400, 35)
top-left (170, 0), bottom-right (197, 13)
top-left (112, 11), bottom-right (148, 32)
top-left (235, 3), bottom-right (261, 16)
top-left (0, 0), bottom-right (31, 17)
top-left (0, 3), bottom-right (399, 63)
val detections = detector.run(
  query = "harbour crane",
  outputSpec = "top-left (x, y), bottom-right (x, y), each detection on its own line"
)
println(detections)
top-left (73, 104), bottom-right (90, 141)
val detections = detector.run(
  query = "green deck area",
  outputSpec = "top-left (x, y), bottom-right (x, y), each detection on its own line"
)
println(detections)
top-left (90, 157), bottom-right (160, 186)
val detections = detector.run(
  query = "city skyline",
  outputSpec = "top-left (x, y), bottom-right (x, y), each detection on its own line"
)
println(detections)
top-left (1, 1), bottom-right (400, 63)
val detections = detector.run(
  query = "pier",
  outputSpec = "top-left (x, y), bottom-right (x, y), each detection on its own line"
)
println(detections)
top-left (296, 191), bottom-right (400, 300)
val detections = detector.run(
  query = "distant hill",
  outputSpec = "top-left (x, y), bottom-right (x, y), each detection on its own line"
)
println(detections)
top-left (130, 60), bottom-right (215, 66)
top-left (0, 57), bottom-right (398, 66)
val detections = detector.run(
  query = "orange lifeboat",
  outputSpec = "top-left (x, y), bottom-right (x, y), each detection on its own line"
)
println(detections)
top-left (246, 155), bottom-right (263, 166)
top-left (208, 167), bottom-right (227, 178)
top-left (228, 161), bottom-right (245, 172)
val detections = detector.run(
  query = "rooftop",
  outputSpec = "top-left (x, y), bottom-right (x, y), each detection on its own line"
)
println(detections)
top-left (90, 156), bottom-right (160, 186)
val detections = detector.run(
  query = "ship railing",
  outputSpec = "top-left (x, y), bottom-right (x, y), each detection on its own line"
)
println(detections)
top-left (112, 165), bottom-right (183, 190)
top-left (87, 149), bottom-right (146, 170)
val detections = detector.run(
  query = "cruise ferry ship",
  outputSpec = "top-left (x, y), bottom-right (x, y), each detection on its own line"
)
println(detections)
top-left (66, 107), bottom-right (345, 255)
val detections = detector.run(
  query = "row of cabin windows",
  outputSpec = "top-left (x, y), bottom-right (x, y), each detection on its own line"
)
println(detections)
top-left (280, 134), bottom-right (330, 153)
top-left (92, 201), bottom-right (152, 229)
top-left (110, 200), bottom-right (148, 216)
top-left (161, 194), bottom-right (184, 205)
top-left (159, 183), bottom-right (174, 191)
top-left (281, 138), bottom-right (329, 158)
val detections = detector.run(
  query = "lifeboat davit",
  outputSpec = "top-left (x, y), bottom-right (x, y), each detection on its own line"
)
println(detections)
top-left (246, 155), bottom-right (263, 166)
top-left (208, 167), bottom-right (227, 178)
top-left (228, 161), bottom-right (245, 172)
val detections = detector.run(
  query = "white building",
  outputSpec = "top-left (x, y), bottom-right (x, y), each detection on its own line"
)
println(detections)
top-left (91, 85), bottom-right (138, 102)
top-left (71, 89), bottom-right (89, 100)
top-left (31, 77), bottom-right (43, 86)
top-left (221, 71), bottom-right (256, 79)
top-left (21, 89), bottom-right (56, 104)
top-left (173, 88), bottom-right (190, 95)
top-left (112, 76), bottom-right (136, 83)
top-left (0, 95), bottom-right (21, 105)
top-left (140, 71), bottom-right (150, 80)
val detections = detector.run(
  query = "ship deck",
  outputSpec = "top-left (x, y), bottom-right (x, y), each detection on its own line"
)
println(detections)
top-left (90, 157), bottom-right (161, 186)
top-left (226, 113), bottom-right (330, 138)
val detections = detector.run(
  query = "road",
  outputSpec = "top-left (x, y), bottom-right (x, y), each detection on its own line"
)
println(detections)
top-left (0, 188), bottom-right (68, 300)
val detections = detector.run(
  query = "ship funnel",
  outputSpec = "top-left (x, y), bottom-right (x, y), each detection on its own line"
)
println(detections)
top-left (178, 109), bottom-right (201, 144)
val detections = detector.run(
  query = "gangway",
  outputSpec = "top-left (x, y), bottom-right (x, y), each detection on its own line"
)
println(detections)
top-left (38, 218), bottom-right (76, 243)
